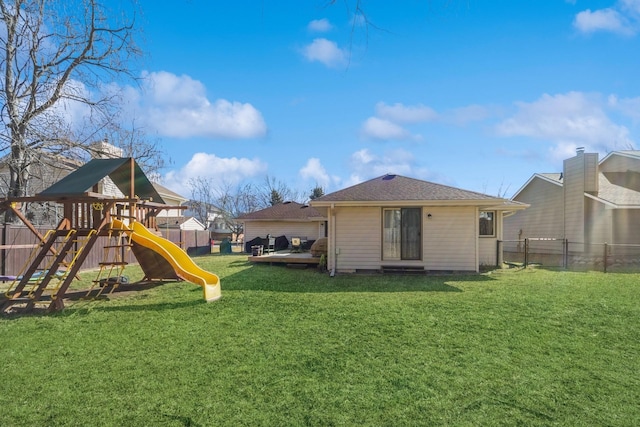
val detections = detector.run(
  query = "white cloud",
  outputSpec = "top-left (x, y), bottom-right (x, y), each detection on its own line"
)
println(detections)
top-left (375, 102), bottom-right (438, 124)
top-left (308, 19), bottom-right (333, 33)
top-left (573, 0), bottom-right (640, 35)
top-left (52, 79), bottom-right (93, 128)
top-left (299, 157), bottom-right (339, 188)
top-left (496, 92), bottom-right (633, 159)
top-left (360, 117), bottom-right (414, 141)
top-left (621, 0), bottom-right (640, 14)
top-left (348, 148), bottom-right (431, 182)
top-left (162, 152), bottom-right (267, 195)
top-left (360, 101), bottom-right (438, 141)
top-left (573, 8), bottom-right (632, 35)
top-left (136, 71), bottom-right (267, 139)
top-left (608, 94), bottom-right (640, 120)
top-left (301, 38), bottom-right (347, 68)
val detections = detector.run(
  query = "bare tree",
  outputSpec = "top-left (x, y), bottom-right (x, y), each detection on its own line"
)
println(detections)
top-left (187, 176), bottom-right (218, 228)
top-left (215, 180), bottom-right (260, 236)
top-left (258, 175), bottom-right (303, 208)
top-left (103, 119), bottom-right (169, 179)
top-left (0, 0), bottom-right (141, 199)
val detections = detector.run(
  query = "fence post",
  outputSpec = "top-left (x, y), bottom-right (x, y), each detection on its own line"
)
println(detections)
top-left (1, 223), bottom-right (5, 276)
top-left (564, 239), bottom-right (568, 269)
top-left (524, 238), bottom-right (529, 268)
top-left (496, 240), bottom-right (501, 268)
top-left (603, 243), bottom-right (608, 274)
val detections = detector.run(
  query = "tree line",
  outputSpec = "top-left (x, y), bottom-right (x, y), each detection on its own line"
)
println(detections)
top-left (188, 176), bottom-right (324, 236)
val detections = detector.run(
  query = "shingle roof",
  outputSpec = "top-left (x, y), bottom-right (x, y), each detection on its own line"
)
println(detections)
top-left (237, 201), bottom-right (326, 221)
top-left (313, 174), bottom-right (502, 203)
top-left (152, 182), bottom-right (187, 202)
top-left (597, 172), bottom-right (640, 206)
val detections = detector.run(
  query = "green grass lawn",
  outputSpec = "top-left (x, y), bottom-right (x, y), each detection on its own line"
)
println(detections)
top-left (1, 255), bottom-right (639, 426)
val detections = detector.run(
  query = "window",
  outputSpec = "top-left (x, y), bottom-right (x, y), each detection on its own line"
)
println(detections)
top-left (479, 211), bottom-right (495, 236)
top-left (383, 208), bottom-right (421, 260)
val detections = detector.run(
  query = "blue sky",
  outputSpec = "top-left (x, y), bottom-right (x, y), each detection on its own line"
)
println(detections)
top-left (125, 0), bottom-right (640, 199)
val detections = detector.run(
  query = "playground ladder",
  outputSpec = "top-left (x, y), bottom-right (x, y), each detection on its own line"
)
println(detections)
top-left (86, 227), bottom-right (132, 299)
top-left (2, 229), bottom-right (100, 314)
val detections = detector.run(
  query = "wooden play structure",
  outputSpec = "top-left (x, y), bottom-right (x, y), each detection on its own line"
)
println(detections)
top-left (0, 157), bottom-right (220, 314)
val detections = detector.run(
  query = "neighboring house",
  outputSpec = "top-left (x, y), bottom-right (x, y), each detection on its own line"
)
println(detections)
top-left (183, 200), bottom-right (230, 233)
top-left (504, 148), bottom-right (640, 249)
top-left (0, 140), bottom-right (189, 226)
top-left (0, 154), bottom-right (82, 197)
top-left (237, 201), bottom-right (327, 245)
top-left (156, 216), bottom-right (206, 231)
top-left (153, 182), bottom-right (188, 217)
top-left (310, 174), bottom-right (527, 273)
top-left (0, 153), bottom-right (82, 224)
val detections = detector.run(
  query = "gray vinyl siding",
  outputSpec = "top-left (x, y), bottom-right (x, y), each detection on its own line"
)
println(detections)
top-left (564, 155), bottom-right (586, 246)
top-left (600, 154), bottom-right (640, 173)
top-left (613, 209), bottom-right (640, 244)
top-left (504, 178), bottom-right (563, 240)
top-left (585, 198), bottom-right (612, 245)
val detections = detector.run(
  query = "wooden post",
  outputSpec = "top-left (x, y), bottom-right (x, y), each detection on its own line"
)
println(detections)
top-left (524, 238), bottom-right (529, 268)
top-left (603, 243), bottom-right (608, 273)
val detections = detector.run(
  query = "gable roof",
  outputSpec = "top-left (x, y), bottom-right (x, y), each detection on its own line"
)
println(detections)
top-left (311, 174), bottom-right (518, 208)
top-left (38, 158), bottom-right (165, 203)
top-left (513, 151), bottom-right (640, 208)
top-left (596, 172), bottom-right (640, 206)
top-left (157, 216), bottom-right (205, 229)
top-left (152, 182), bottom-right (187, 204)
top-left (237, 201), bottom-right (326, 221)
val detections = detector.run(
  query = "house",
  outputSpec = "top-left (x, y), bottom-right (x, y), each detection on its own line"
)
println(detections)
top-left (309, 174), bottom-right (527, 273)
top-left (237, 201), bottom-right (327, 249)
top-left (183, 200), bottom-right (231, 235)
top-left (504, 148), bottom-right (640, 250)
top-left (153, 182), bottom-right (188, 218)
top-left (156, 216), bottom-right (206, 231)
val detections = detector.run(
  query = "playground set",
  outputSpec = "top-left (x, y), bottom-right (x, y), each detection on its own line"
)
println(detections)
top-left (0, 157), bottom-right (221, 314)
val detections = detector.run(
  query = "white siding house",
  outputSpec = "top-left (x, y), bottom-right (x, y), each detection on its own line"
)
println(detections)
top-left (237, 201), bottom-right (327, 248)
top-left (311, 174), bottom-right (526, 273)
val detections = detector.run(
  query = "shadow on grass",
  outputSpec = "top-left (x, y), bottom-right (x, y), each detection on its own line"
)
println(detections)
top-left (65, 298), bottom-right (203, 314)
top-left (220, 263), bottom-right (497, 294)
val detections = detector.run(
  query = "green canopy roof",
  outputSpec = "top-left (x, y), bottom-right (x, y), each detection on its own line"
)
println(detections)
top-left (38, 158), bottom-right (165, 204)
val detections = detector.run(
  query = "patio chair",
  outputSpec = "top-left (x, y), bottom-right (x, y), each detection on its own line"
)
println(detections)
top-left (265, 236), bottom-right (276, 254)
top-left (291, 237), bottom-right (302, 252)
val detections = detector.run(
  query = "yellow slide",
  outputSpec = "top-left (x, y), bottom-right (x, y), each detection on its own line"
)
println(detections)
top-left (112, 219), bottom-right (221, 302)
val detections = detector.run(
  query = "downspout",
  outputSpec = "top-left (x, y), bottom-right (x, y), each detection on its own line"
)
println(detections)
top-left (475, 207), bottom-right (479, 272)
top-left (329, 203), bottom-right (338, 277)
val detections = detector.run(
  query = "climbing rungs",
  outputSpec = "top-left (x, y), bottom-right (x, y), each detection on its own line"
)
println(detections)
top-left (102, 244), bottom-right (132, 249)
top-left (98, 261), bottom-right (128, 266)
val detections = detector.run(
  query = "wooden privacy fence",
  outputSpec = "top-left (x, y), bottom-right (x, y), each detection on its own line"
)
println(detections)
top-left (0, 224), bottom-right (213, 277)
top-left (500, 238), bottom-right (640, 272)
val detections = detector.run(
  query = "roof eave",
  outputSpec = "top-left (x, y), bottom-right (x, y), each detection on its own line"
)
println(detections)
top-left (237, 217), bottom-right (327, 222)
top-left (311, 199), bottom-right (507, 208)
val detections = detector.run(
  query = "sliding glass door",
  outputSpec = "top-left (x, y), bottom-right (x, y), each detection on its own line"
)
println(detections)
top-left (383, 208), bottom-right (421, 260)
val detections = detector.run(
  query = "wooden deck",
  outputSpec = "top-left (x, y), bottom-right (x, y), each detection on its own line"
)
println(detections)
top-left (248, 251), bottom-right (321, 265)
